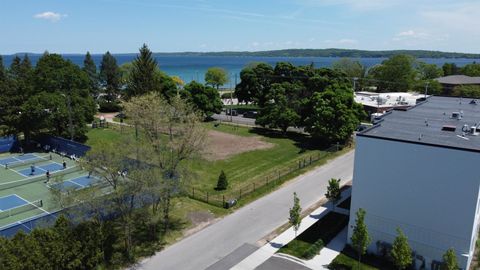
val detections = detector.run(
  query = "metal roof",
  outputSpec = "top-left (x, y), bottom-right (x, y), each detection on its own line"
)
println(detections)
top-left (435, 75), bottom-right (480, 85)
top-left (359, 96), bottom-right (480, 151)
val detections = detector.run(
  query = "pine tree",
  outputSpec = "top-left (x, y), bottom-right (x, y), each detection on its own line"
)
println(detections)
top-left (127, 43), bottom-right (160, 97)
top-left (0, 55), bottom-right (5, 81)
top-left (83, 52), bottom-right (98, 94)
top-left (216, 170), bottom-right (228, 190)
top-left (100, 51), bottom-right (121, 101)
top-left (441, 248), bottom-right (459, 270)
top-left (289, 192), bottom-right (302, 237)
top-left (391, 227), bottom-right (412, 270)
top-left (351, 208), bottom-right (371, 267)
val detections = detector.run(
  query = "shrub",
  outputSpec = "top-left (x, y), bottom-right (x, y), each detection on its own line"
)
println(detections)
top-left (216, 170), bottom-right (228, 190)
top-left (303, 239), bottom-right (324, 259)
top-left (98, 99), bottom-right (122, 112)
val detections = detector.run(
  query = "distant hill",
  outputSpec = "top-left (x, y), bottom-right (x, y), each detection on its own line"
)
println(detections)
top-left (153, 49), bottom-right (480, 59)
top-left (5, 49), bottom-right (480, 59)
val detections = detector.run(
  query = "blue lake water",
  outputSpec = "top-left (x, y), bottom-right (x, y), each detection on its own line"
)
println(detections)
top-left (2, 54), bottom-right (479, 84)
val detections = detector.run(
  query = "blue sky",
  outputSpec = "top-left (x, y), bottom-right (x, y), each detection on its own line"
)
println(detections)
top-left (1, 0), bottom-right (479, 54)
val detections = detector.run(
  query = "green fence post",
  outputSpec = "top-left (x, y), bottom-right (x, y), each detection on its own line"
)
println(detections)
top-left (192, 187), bottom-right (195, 199)
top-left (206, 192), bottom-right (209, 203)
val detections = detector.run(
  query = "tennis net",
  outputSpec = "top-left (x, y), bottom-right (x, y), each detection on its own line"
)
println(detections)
top-left (0, 199), bottom-right (43, 219)
top-left (6, 155), bottom-right (51, 169)
top-left (0, 165), bottom-right (83, 191)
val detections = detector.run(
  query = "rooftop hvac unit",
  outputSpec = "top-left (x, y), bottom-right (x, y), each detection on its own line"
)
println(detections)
top-left (451, 112), bottom-right (462, 120)
top-left (471, 126), bottom-right (479, 136)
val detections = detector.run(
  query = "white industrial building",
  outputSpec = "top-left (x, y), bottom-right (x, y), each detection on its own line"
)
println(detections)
top-left (348, 96), bottom-right (480, 270)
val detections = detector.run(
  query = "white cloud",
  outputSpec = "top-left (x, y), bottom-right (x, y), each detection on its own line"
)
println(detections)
top-left (34, 11), bottom-right (67, 22)
top-left (297, 0), bottom-right (398, 11)
top-left (393, 30), bottom-right (429, 41)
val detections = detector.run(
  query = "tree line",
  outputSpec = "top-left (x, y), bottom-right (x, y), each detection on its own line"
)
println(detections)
top-left (0, 44), bottom-right (224, 142)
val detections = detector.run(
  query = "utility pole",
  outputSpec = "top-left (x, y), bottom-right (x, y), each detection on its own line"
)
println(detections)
top-left (424, 82), bottom-right (429, 99)
top-left (353, 77), bottom-right (358, 92)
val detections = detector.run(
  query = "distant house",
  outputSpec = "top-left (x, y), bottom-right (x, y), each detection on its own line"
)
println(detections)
top-left (435, 75), bottom-right (480, 95)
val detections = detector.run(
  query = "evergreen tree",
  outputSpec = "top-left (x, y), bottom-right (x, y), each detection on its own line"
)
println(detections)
top-left (100, 51), bottom-right (121, 101)
top-left (289, 192), bottom-right (302, 237)
top-left (351, 208), bottom-right (371, 267)
top-left (441, 248), bottom-right (459, 270)
top-left (391, 227), bottom-right (412, 270)
top-left (127, 43), bottom-right (160, 97)
top-left (0, 55), bottom-right (6, 81)
top-left (83, 51), bottom-right (99, 94)
top-left (216, 170), bottom-right (228, 190)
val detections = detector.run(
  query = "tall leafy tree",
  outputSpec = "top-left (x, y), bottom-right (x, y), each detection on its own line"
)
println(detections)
top-left (305, 86), bottom-right (365, 144)
top-left (416, 61), bottom-right (443, 80)
top-left (184, 81), bottom-right (222, 118)
top-left (391, 228), bottom-right (412, 270)
top-left (351, 208), bottom-right (371, 268)
top-left (83, 51), bottom-right (99, 95)
top-left (441, 248), bottom-right (459, 270)
top-left (462, 63), bottom-right (480, 76)
top-left (442, 63), bottom-right (460, 76)
top-left (34, 53), bottom-right (89, 93)
top-left (205, 67), bottom-right (228, 89)
top-left (256, 82), bottom-right (301, 134)
top-left (100, 51), bottom-right (121, 101)
top-left (127, 43), bottom-right (161, 97)
top-left (332, 58), bottom-right (366, 79)
top-left (235, 63), bottom-right (274, 105)
top-left (371, 54), bottom-right (416, 92)
top-left (289, 192), bottom-right (302, 237)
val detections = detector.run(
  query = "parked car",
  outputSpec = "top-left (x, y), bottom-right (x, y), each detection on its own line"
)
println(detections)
top-left (243, 111), bottom-right (258, 119)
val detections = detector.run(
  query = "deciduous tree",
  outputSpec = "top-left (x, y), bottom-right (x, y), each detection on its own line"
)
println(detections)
top-left (351, 208), bottom-right (371, 267)
top-left (391, 227), bottom-right (412, 270)
top-left (289, 192), bottom-right (302, 237)
top-left (205, 67), bottom-right (228, 89)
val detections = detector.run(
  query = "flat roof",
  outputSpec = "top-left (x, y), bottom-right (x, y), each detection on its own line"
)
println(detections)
top-left (435, 75), bottom-right (480, 85)
top-left (359, 96), bottom-right (480, 152)
top-left (354, 92), bottom-right (425, 108)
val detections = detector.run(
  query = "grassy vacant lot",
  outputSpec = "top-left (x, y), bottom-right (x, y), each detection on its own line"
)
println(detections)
top-left (87, 122), bottom-right (333, 195)
top-left (190, 122), bottom-right (330, 193)
top-left (278, 212), bottom-right (349, 259)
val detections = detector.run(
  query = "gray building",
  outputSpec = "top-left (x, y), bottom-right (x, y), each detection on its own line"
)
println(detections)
top-left (348, 96), bottom-right (480, 269)
top-left (435, 75), bottom-right (480, 95)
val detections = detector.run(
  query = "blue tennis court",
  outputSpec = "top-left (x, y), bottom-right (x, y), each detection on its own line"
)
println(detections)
top-left (0, 195), bottom-right (28, 211)
top-left (51, 175), bottom-right (99, 192)
top-left (15, 154), bottom-right (38, 161)
top-left (0, 157), bottom-right (18, 166)
top-left (16, 162), bottom-right (64, 177)
top-left (0, 154), bottom-right (44, 166)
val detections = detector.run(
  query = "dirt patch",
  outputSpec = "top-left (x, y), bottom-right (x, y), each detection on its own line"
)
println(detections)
top-left (187, 211), bottom-right (215, 224)
top-left (183, 211), bottom-right (219, 237)
top-left (203, 130), bottom-right (274, 161)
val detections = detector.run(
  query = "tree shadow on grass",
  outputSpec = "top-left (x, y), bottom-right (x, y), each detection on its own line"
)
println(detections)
top-left (247, 127), bottom-right (331, 152)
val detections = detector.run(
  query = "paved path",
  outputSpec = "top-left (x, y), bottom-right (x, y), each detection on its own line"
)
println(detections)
top-left (136, 150), bottom-right (355, 270)
top-left (231, 188), bottom-right (351, 270)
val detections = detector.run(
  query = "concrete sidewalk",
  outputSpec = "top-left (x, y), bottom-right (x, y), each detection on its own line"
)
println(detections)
top-left (230, 189), bottom-right (351, 270)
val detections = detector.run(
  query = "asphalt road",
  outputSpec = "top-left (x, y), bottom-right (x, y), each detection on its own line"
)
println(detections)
top-left (136, 150), bottom-right (355, 270)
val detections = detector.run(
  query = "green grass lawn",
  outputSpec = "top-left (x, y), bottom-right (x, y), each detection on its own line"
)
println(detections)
top-left (330, 253), bottom-right (380, 270)
top-left (330, 245), bottom-right (400, 270)
top-left (278, 212), bottom-right (349, 260)
top-left (87, 123), bottom-right (334, 196)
